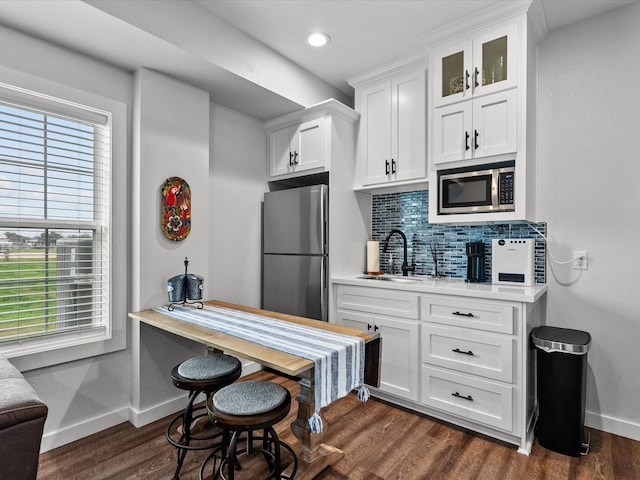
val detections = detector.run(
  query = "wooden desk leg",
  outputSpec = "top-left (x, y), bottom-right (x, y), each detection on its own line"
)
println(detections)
top-left (289, 369), bottom-right (344, 479)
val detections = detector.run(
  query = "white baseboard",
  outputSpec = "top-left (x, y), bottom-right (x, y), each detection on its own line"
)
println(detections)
top-left (128, 361), bottom-right (263, 428)
top-left (128, 395), bottom-right (187, 428)
top-left (40, 407), bottom-right (129, 453)
top-left (240, 360), bottom-right (262, 376)
top-left (586, 410), bottom-right (640, 441)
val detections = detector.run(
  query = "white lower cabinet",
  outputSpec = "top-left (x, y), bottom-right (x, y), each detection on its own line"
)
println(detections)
top-left (421, 365), bottom-right (513, 432)
top-left (333, 283), bottom-right (543, 454)
top-left (421, 323), bottom-right (514, 383)
top-left (336, 287), bottom-right (419, 401)
top-left (420, 294), bottom-right (519, 434)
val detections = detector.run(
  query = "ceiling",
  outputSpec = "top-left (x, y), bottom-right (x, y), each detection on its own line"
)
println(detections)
top-left (197, 0), bottom-right (635, 95)
top-left (0, 0), bottom-right (635, 119)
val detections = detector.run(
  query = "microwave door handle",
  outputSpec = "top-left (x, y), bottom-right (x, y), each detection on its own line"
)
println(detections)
top-left (492, 170), bottom-right (499, 207)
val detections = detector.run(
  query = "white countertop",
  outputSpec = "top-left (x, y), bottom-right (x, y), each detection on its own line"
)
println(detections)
top-left (332, 275), bottom-right (547, 303)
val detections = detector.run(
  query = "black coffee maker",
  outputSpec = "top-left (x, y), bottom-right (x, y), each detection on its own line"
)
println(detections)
top-left (466, 242), bottom-right (486, 282)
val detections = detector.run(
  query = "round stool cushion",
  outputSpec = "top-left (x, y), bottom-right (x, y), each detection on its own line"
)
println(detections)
top-left (213, 381), bottom-right (288, 416)
top-left (177, 354), bottom-right (241, 381)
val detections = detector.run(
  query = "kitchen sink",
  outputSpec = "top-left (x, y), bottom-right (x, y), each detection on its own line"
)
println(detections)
top-left (357, 275), bottom-right (423, 284)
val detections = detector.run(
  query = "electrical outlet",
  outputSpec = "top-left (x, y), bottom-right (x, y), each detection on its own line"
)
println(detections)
top-left (573, 251), bottom-right (588, 270)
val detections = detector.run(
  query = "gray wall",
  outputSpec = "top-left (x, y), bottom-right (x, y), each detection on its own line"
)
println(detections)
top-left (537, 2), bottom-right (640, 439)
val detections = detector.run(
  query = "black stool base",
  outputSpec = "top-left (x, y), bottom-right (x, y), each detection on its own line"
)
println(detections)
top-left (199, 427), bottom-right (297, 480)
top-left (167, 400), bottom-right (224, 480)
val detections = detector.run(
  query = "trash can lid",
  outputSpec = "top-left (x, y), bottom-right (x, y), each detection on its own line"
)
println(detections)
top-left (531, 326), bottom-right (591, 355)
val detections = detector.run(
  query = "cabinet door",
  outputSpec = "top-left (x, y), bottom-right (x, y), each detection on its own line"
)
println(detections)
top-left (269, 125), bottom-right (296, 177)
top-left (376, 316), bottom-right (420, 401)
top-left (393, 70), bottom-right (426, 181)
top-left (295, 118), bottom-right (326, 173)
top-left (361, 82), bottom-right (392, 185)
top-left (432, 100), bottom-right (473, 165)
top-left (472, 88), bottom-right (517, 160)
top-left (432, 39), bottom-right (473, 107)
top-left (337, 309), bottom-right (419, 402)
top-left (336, 310), bottom-right (373, 333)
top-left (472, 23), bottom-right (518, 98)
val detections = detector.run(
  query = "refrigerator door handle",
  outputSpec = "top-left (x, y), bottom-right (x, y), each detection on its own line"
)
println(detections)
top-left (320, 186), bottom-right (327, 254)
top-left (321, 256), bottom-right (328, 321)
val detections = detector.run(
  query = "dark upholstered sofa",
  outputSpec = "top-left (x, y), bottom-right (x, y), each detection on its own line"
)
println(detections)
top-left (0, 355), bottom-right (48, 480)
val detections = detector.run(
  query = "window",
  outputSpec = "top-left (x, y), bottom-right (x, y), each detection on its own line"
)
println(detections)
top-left (0, 85), bottom-right (111, 355)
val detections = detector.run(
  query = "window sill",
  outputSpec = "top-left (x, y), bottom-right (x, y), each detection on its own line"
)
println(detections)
top-left (2, 322), bottom-right (126, 372)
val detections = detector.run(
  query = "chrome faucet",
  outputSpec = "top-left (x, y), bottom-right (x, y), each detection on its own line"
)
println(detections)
top-left (383, 229), bottom-right (415, 276)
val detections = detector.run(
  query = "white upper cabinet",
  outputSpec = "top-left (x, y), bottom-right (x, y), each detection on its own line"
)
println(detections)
top-left (433, 88), bottom-right (517, 164)
top-left (431, 23), bottom-right (518, 167)
top-left (348, 58), bottom-right (428, 190)
top-left (265, 99), bottom-right (360, 181)
top-left (425, 1), bottom-right (547, 224)
top-left (433, 23), bottom-right (517, 108)
top-left (268, 117), bottom-right (327, 178)
top-left (360, 81), bottom-right (392, 185)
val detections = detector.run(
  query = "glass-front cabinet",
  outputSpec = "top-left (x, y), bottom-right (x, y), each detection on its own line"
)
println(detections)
top-left (433, 23), bottom-right (517, 107)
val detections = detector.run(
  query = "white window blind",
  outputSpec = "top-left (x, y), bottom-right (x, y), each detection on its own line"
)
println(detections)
top-left (0, 90), bottom-right (111, 348)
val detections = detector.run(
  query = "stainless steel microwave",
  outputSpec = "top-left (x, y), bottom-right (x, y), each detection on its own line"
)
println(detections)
top-left (438, 163), bottom-right (515, 214)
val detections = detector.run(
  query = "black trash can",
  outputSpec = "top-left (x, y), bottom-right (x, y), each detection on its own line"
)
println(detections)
top-left (531, 326), bottom-right (591, 456)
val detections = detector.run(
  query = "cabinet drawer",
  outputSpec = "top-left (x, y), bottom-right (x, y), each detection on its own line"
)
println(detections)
top-left (421, 324), bottom-right (513, 382)
top-left (421, 295), bottom-right (514, 334)
top-left (337, 286), bottom-right (419, 319)
top-left (421, 365), bottom-right (513, 432)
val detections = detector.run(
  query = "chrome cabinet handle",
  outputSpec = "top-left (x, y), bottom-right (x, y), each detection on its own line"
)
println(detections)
top-left (452, 392), bottom-right (474, 402)
top-left (452, 348), bottom-right (474, 356)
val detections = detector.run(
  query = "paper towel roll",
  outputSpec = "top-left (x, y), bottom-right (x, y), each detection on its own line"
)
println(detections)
top-left (367, 241), bottom-right (380, 274)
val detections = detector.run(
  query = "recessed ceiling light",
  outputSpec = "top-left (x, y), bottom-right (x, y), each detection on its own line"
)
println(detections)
top-left (306, 32), bottom-right (330, 47)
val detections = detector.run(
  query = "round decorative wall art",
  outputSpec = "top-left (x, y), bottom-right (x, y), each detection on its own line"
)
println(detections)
top-left (161, 176), bottom-right (191, 241)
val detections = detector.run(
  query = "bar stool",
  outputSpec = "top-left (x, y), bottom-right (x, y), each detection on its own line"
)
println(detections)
top-left (167, 353), bottom-right (242, 479)
top-left (200, 380), bottom-right (297, 480)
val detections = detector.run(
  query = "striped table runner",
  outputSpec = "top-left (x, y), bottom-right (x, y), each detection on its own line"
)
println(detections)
top-left (155, 304), bottom-right (369, 432)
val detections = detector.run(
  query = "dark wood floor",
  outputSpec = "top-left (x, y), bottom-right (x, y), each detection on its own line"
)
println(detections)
top-left (38, 370), bottom-right (640, 479)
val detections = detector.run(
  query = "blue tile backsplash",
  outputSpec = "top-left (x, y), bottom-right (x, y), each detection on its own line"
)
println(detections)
top-left (371, 189), bottom-right (546, 284)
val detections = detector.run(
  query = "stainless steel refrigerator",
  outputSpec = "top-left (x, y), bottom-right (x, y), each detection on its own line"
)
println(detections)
top-left (262, 184), bottom-right (328, 321)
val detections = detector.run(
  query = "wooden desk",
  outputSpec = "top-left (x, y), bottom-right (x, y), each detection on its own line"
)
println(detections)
top-left (129, 299), bottom-right (381, 480)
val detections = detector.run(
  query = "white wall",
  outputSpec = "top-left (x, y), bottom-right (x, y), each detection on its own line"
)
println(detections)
top-left (537, 2), bottom-right (640, 440)
top-left (209, 104), bottom-right (268, 307)
top-left (129, 68), bottom-right (212, 424)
